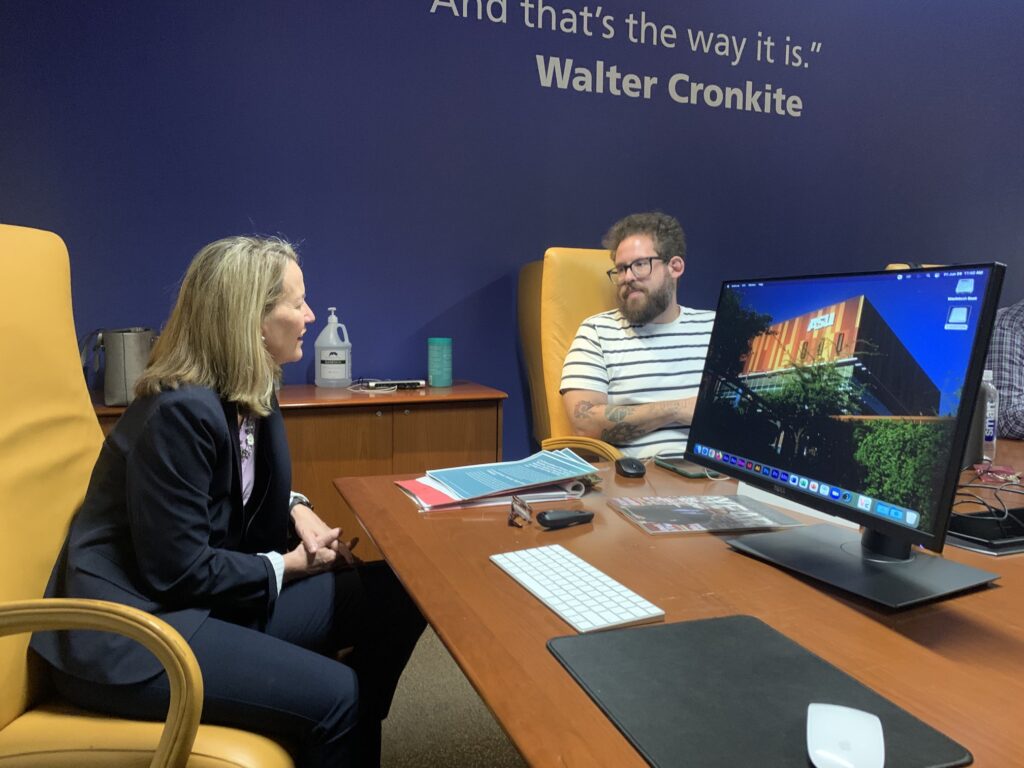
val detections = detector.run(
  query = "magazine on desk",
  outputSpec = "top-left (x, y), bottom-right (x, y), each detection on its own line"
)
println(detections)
top-left (608, 494), bottom-right (802, 535)
top-left (396, 449), bottom-right (599, 512)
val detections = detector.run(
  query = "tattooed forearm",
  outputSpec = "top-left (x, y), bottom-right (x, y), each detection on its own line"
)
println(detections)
top-left (602, 423), bottom-right (647, 443)
top-left (565, 392), bottom-right (687, 443)
top-left (573, 400), bottom-right (598, 420)
top-left (600, 400), bottom-right (683, 442)
top-left (605, 406), bottom-right (629, 423)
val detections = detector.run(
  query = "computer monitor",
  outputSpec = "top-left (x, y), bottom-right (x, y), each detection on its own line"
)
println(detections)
top-left (685, 263), bottom-right (1005, 608)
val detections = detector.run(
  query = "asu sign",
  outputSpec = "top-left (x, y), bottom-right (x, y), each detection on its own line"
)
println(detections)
top-left (807, 312), bottom-right (836, 332)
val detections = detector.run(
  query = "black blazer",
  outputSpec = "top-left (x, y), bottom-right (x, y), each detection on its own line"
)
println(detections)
top-left (32, 385), bottom-right (292, 685)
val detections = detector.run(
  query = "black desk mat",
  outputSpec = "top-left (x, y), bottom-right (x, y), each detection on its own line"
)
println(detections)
top-left (548, 615), bottom-right (971, 767)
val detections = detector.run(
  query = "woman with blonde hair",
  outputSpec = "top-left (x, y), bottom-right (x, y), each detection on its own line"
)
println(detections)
top-left (33, 236), bottom-right (424, 767)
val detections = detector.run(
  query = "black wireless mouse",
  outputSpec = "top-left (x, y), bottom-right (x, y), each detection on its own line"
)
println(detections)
top-left (536, 509), bottom-right (595, 530)
top-left (615, 457), bottom-right (647, 478)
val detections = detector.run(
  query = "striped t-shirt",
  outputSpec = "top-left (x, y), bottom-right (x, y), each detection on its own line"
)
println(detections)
top-left (560, 306), bottom-right (715, 458)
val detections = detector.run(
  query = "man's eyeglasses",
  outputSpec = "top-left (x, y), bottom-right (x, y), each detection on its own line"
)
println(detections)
top-left (508, 495), bottom-right (534, 528)
top-left (606, 256), bottom-right (669, 283)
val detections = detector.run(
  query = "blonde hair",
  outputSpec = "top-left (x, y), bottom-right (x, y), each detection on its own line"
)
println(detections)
top-left (135, 236), bottom-right (298, 416)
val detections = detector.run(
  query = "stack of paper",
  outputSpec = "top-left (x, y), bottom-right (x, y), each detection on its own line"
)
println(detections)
top-left (396, 449), bottom-right (598, 511)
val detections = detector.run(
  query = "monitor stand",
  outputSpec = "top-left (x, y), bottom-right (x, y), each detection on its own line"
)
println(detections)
top-left (727, 525), bottom-right (999, 609)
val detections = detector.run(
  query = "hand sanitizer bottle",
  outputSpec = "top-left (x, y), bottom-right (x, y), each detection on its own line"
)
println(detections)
top-left (314, 307), bottom-right (352, 387)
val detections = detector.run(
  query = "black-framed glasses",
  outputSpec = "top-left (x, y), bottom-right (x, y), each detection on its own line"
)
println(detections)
top-left (508, 495), bottom-right (534, 528)
top-left (606, 256), bottom-right (669, 283)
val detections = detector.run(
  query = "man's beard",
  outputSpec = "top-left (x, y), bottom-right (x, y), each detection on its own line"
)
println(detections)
top-left (619, 278), bottom-right (674, 325)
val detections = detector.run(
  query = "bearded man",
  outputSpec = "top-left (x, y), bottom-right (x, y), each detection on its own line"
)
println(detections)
top-left (560, 212), bottom-right (715, 458)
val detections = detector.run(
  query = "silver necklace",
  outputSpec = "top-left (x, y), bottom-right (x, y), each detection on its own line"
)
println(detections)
top-left (240, 416), bottom-right (255, 460)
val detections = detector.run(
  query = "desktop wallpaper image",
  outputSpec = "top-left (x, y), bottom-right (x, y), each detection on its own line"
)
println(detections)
top-left (693, 268), bottom-right (993, 534)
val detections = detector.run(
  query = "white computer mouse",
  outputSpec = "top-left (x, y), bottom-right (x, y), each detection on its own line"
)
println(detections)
top-left (806, 702), bottom-right (885, 768)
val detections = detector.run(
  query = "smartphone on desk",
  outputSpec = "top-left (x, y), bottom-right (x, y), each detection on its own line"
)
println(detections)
top-left (654, 455), bottom-right (724, 479)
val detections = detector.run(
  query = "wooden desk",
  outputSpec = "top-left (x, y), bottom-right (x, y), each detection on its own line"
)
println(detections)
top-left (335, 442), bottom-right (1024, 767)
top-left (95, 382), bottom-right (507, 561)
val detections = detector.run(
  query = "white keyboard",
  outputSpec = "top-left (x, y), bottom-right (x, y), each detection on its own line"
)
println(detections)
top-left (490, 544), bottom-right (665, 633)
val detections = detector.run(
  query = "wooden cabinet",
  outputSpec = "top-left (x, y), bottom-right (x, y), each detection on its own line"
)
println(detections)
top-left (94, 382), bottom-right (507, 560)
top-left (392, 400), bottom-right (506, 473)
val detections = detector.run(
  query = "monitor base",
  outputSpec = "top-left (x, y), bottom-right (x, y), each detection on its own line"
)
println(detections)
top-left (727, 524), bottom-right (999, 609)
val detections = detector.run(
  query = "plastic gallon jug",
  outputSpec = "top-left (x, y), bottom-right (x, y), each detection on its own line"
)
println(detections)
top-left (314, 307), bottom-right (352, 387)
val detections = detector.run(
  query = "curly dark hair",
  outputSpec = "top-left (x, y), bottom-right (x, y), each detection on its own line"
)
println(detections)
top-left (602, 212), bottom-right (686, 263)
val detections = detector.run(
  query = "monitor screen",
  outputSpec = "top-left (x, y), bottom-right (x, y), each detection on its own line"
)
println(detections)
top-left (685, 263), bottom-right (1005, 607)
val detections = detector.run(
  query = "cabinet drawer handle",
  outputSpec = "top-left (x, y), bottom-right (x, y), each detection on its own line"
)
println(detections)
top-left (375, 410), bottom-right (383, 417)
top-left (403, 409), bottom-right (411, 416)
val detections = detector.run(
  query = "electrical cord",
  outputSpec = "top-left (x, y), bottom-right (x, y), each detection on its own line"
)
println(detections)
top-left (346, 378), bottom-right (398, 394)
top-left (952, 481), bottom-right (1024, 529)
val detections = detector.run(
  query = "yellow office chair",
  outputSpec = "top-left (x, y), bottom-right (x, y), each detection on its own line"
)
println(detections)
top-left (885, 262), bottom-right (943, 270)
top-left (0, 225), bottom-right (293, 767)
top-left (518, 247), bottom-right (623, 461)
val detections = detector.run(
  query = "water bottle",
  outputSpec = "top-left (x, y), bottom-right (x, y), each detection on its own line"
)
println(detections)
top-left (427, 337), bottom-right (453, 387)
top-left (314, 307), bottom-right (352, 387)
top-left (965, 370), bottom-right (993, 468)
top-left (981, 369), bottom-right (998, 463)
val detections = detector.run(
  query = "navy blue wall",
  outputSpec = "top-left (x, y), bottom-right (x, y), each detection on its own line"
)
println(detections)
top-left (2, 1), bottom-right (1021, 459)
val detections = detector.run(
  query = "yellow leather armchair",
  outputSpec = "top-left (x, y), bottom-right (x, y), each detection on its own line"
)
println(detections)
top-left (518, 247), bottom-right (623, 461)
top-left (0, 225), bottom-right (293, 767)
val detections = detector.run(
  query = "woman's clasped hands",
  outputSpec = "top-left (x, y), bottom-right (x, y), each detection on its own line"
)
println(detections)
top-left (283, 503), bottom-right (361, 582)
